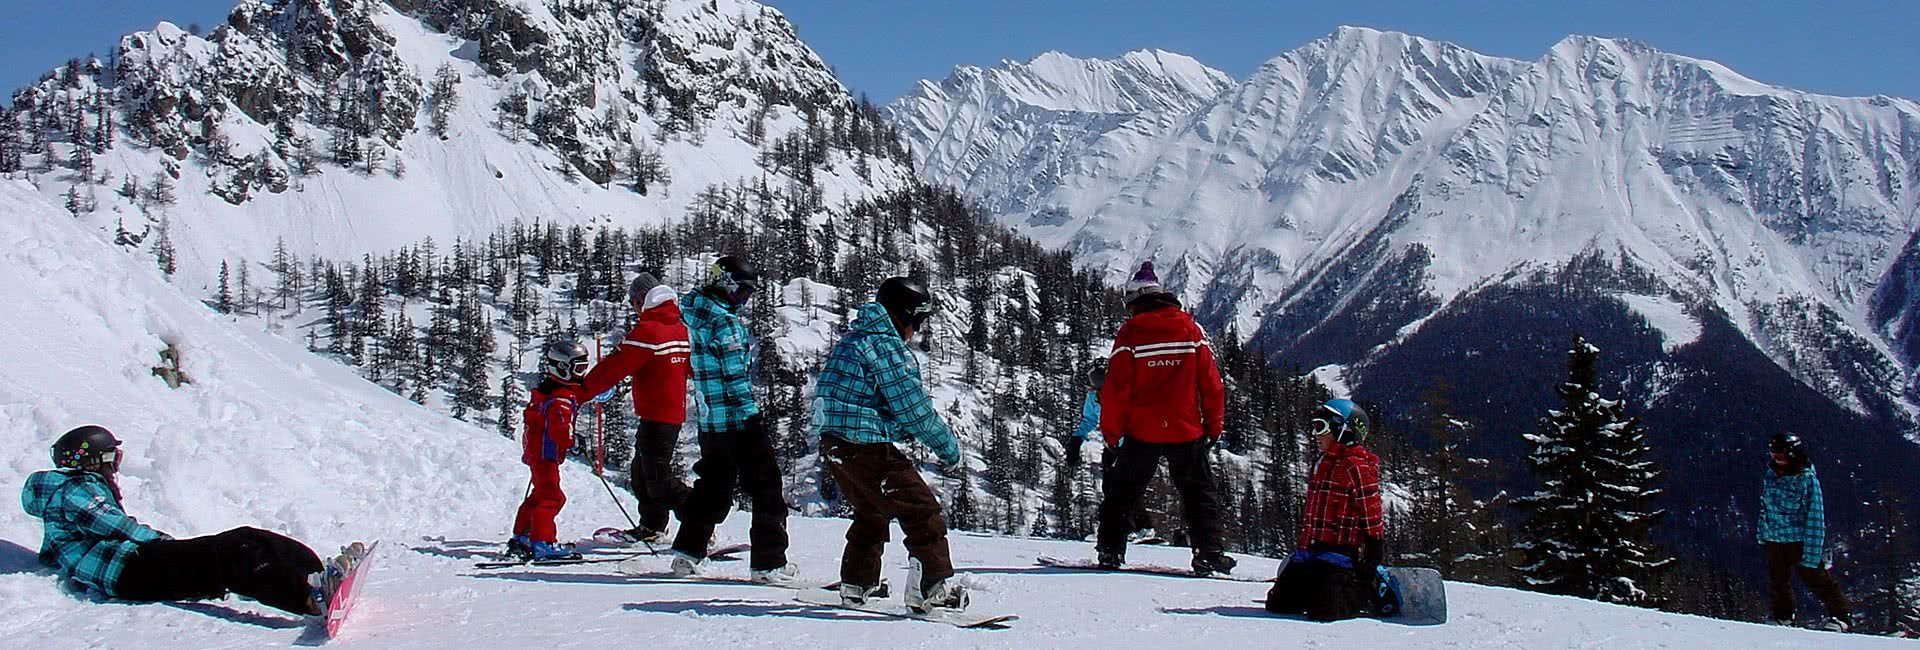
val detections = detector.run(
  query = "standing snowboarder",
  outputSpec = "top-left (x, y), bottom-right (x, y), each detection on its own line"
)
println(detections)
top-left (508, 340), bottom-right (589, 561)
top-left (1067, 364), bottom-right (1154, 541)
top-left (21, 425), bottom-right (359, 616)
top-left (668, 256), bottom-right (795, 584)
top-left (1759, 432), bottom-right (1852, 632)
top-left (1266, 399), bottom-right (1387, 622)
top-left (582, 272), bottom-right (692, 544)
top-left (813, 276), bottom-right (969, 613)
top-left (1095, 261), bottom-right (1234, 575)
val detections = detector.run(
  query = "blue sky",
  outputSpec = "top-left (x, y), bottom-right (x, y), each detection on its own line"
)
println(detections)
top-left (3, 1), bottom-right (1915, 106)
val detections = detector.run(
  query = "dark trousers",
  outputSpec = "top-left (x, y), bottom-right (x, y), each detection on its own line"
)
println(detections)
top-left (1096, 437), bottom-right (1223, 555)
top-left (1098, 445), bottom-right (1156, 533)
top-left (631, 419), bottom-right (691, 531)
top-left (671, 416), bottom-right (789, 570)
top-left (114, 527), bottom-right (322, 616)
top-left (821, 435), bottom-right (954, 591)
top-left (1265, 549), bottom-right (1374, 622)
top-left (1765, 542), bottom-right (1850, 621)
top-left (513, 461), bottom-right (565, 542)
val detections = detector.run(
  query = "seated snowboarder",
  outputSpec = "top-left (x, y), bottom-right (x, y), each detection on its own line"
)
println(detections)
top-left (21, 425), bottom-right (360, 616)
top-left (812, 276), bottom-right (969, 613)
top-left (507, 340), bottom-right (589, 561)
top-left (1759, 432), bottom-right (1851, 632)
top-left (1266, 399), bottom-right (1387, 622)
top-left (1066, 363), bottom-right (1156, 542)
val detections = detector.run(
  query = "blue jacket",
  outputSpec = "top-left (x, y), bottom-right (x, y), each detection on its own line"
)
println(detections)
top-left (811, 303), bottom-right (961, 467)
top-left (20, 469), bottom-right (167, 596)
top-left (1758, 464), bottom-right (1826, 568)
top-left (1072, 392), bottom-right (1099, 440)
top-left (682, 288), bottom-right (759, 433)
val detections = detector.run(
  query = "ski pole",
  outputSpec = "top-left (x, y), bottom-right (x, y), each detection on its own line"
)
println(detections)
top-left (597, 471), bottom-right (641, 531)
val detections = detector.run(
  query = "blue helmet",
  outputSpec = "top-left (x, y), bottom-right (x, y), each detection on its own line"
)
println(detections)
top-left (1316, 399), bottom-right (1370, 445)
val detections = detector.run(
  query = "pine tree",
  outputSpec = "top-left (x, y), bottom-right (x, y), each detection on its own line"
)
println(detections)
top-left (496, 355), bottom-right (520, 439)
top-left (236, 260), bottom-right (253, 315)
top-left (216, 260), bottom-right (233, 314)
top-left (427, 63), bottom-right (460, 139)
top-left (1515, 335), bottom-right (1671, 605)
top-left (151, 218), bottom-right (176, 277)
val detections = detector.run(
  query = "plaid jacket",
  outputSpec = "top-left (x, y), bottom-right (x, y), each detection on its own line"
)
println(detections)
top-left (1299, 442), bottom-right (1384, 551)
top-left (811, 303), bottom-right (960, 467)
top-left (20, 469), bottom-right (167, 596)
top-left (1758, 464), bottom-right (1826, 568)
top-left (682, 288), bottom-right (759, 433)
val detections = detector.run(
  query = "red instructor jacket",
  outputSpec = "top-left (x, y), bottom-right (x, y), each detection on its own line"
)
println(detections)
top-left (1099, 305), bottom-right (1226, 446)
top-left (582, 299), bottom-right (692, 425)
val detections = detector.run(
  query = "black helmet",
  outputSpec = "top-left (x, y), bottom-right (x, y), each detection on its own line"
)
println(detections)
top-left (52, 425), bottom-right (122, 474)
top-left (877, 277), bottom-right (935, 331)
top-left (1770, 432), bottom-right (1808, 466)
top-left (1314, 399), bottom-right (1370, 445)
top-left (1086, 363), bottom-right (1107, 389)
top-left (543, 340), bottom-right (589, 383)
top-left (705, 256), bottom-right (761, 305)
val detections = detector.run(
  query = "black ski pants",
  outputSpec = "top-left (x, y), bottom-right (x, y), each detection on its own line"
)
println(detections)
top-left (1098, 442), bottom-right (1156, 534)
top-left (820, 435), bottom-right (953, 592)
top-left (671, 415), bottom-right (789, 570)
top-left (1096, 436), bottom-right (1223, 555)
top-left (114, 526), bottom-right (322, 616)
top-left (631, 419), bottom-right (691, 532)
top-left (1765, 542), bottom-right (1851, 622)
top-left (1265, 547), bottom-right (1376, 622)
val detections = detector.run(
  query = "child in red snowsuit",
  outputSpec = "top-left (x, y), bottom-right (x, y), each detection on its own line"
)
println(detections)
top-left (509, 341), bottom-right (589, 561)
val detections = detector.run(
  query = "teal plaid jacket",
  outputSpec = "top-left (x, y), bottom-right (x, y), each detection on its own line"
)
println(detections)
top-left (1758, 465), bottom-right (1826, 568)
top-left (21, 469), bottom-right (166, 596)
top-left (811, 303), bottom-right (960, 467)
top-left (682, 288), bottom-right (759, 432)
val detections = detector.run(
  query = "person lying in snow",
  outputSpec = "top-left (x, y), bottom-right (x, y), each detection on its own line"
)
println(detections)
top-left (21, 425), bottom-right (359, 616)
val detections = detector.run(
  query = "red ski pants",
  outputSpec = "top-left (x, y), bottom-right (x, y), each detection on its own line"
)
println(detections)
top-left (514, 462), bottom-right (566, 543)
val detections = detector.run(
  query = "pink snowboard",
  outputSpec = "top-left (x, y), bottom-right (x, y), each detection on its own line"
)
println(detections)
top-left (324, 541), bottom-right (379, 639)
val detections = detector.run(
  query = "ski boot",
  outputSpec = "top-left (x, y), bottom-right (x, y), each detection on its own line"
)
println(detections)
top-left (668, 550), bottom-right (708, 577)
top-left (504, 535), bottom-right (535, 561)
top-left (1192, 551), bottom-right (1237, 576)
top-left (1096, 548), bottom-right (1125, 570)
top-left (530, 540), bottom-right (581, 561)
top-left (905, 558), bottom-right (969, 614)
top-left (839, 579), bottom-right (890, 606)
top-left (750, 562), bottom-right (803, 587)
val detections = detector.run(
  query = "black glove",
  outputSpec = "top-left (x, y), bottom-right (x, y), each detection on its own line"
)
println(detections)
top-left (1065, 437), bottom-right (1084, 467)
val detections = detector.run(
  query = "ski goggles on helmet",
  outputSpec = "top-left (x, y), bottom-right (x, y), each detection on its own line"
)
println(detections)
top-left (1311, 418), bottom-right (1335, 437)
top-left (903, 299), bottom-right (936, 327)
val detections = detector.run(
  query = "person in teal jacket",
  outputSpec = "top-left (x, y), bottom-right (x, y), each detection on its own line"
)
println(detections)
top-left (1066, 364), bottom-right (1155, 541)
top-left (1759, 432), bottom-right (1851, 631)
top-left (22, 426), bottom-right (343, 616)
top-left (813, 277), bottom-right (968, 614)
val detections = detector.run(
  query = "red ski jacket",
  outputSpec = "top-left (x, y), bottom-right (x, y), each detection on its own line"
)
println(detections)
top-left (582, 299), bottom-right (692, 425)
top-left (1098, 305), bottom-right (1226, 446)
top-left (1299, 442), bottom-right (1385, 551)
top-left (523, 379), bottom-right (581, 465)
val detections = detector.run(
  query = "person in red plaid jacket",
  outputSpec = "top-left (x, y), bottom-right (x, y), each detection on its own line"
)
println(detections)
top-left (1266, 399), bottom-right (1386, 621)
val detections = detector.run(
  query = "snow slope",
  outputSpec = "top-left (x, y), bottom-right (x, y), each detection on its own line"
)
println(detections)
top-left (0, 179), bottom-right (1893, 650)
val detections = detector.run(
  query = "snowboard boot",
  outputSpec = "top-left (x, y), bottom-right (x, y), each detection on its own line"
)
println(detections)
top-left (668, 550), bottom-right (708, 577)
top-left (1192, 551), bottom-right (1237, 576)
top-left (504, 535), bottom-right (535, 561)
top-left (839, 579), bottom-right (890, 606)
top-left (625, 524), bottom-right (669, 545)
top-left (1096, 549), bottom-right (1125, 570)
top-left (1128, 527), bottom-right (1162, 544)
top-left (530, 540), bottom-right (581, 561)
top-left (1820, 615), bottom-right (1852, 633)
top-left (905, 557), bottom-right (968, 614)
top-left (750, 562), bottom-right (803, 587)
top-left (304, 550), bottom-right (354, 616)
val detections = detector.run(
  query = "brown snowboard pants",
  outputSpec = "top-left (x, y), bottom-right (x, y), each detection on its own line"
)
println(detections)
top-left (821, 436), bottom-right (953, 592)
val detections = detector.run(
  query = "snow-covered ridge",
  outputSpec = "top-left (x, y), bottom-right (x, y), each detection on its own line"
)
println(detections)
top-left (891, 24), bottom-right (1920, 436)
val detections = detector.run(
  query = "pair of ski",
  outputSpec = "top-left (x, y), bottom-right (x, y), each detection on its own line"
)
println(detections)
top-left (608, 555), bottom-right (1016, 628)
top-left (470, 542), bottom-right (750, 569)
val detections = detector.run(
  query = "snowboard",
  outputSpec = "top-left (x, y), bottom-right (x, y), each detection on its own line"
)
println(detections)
top-left (1383, 566), bottom-right (1447, 626)
top-left (791, 587), bottom-right (1016, 628)
top-left (322, 541), bottom-right (378, 639)
top-left (1034, 555), bottom-right (1270, 583)
top-left (613, 558), bottom-right (834, 590)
